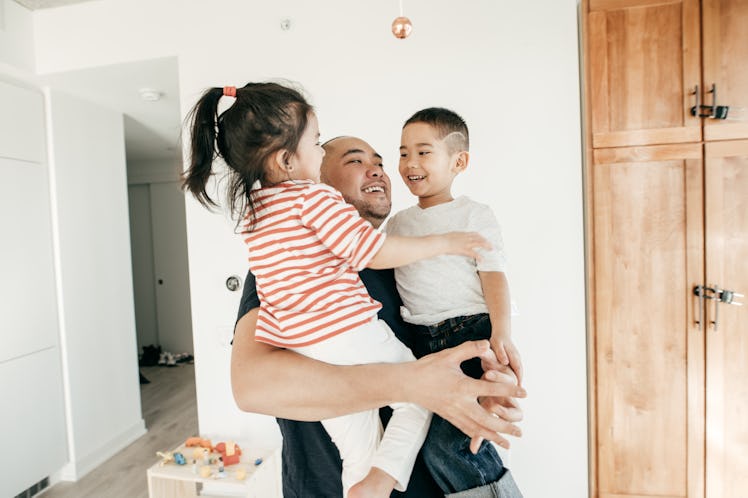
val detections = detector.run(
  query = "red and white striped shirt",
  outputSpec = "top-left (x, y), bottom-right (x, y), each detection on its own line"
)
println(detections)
top-left (244, 181), bottom-right (386, 348)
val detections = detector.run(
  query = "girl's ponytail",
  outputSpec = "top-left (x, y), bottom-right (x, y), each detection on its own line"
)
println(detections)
top-left (182, 87), bottom-right (224, 207)
top-left (182, 81), bottom-right (312, 225)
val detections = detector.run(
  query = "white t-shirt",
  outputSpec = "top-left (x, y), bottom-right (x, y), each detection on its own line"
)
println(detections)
top-left (385, 196), bottom-right (507, 326)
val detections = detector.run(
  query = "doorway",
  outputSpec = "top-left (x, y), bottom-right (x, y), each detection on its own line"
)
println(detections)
top-left (41, 55), bottom-right (193, 414)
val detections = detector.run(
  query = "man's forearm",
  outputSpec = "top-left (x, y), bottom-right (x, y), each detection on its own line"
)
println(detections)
top-left (231, 308), bottom-right (526, 444)
top-left (231, 309), bottom-right (410, 420)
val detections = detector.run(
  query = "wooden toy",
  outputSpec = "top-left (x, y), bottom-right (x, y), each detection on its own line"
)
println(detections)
top-left (214, 441), bottom-right (242, 466)
top-left (185, 436), bottom-right (213, 450)
top-left (156, 451), bottom-right (174, 466)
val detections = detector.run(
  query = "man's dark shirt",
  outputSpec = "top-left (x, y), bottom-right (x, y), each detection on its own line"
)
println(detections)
top-left (236, 268), bottom-right (441, 497)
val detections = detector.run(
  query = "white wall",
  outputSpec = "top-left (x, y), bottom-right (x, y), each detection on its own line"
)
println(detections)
top-left (32, 1), bottom-right (588, 495)
top-left (128, 157), bottom-right (182, 184)
top-left (0, 0), bottom-right (35, 72)
top-left (46, 89), bottom-right (145, 479)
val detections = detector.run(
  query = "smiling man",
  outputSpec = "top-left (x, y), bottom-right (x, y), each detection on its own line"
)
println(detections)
top-left (319, 136), bottom-right (392, 225)
top-left (231, 136), bottom-right (524, 497)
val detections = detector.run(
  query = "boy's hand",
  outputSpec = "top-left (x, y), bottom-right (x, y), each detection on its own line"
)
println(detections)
top-left (491, 336), bottom-right (523, 386)
top-left (439, 232), bottom-right (492, 261)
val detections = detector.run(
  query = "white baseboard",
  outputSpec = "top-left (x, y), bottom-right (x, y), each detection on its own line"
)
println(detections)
top-left (59, 418), bottom-right (147, 481)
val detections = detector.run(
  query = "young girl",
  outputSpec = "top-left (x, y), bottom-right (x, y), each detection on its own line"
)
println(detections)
top-left (182, 82), bottom-right (490, 498)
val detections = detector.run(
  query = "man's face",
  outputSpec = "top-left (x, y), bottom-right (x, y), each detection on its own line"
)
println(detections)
top-left (320, 137), bottom-right (392, 228)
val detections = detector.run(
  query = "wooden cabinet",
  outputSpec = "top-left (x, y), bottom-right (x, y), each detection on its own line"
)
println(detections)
top-left (702, 1), bottom-right (748, 141)
top-left (703, 140), bottom-right (748, 498)
top-left (587, 0), bottom-right (702, 147)
top-left (590, 144), bottom-right (706, 498)
top-left (582, 1), bottom-right (748, 497)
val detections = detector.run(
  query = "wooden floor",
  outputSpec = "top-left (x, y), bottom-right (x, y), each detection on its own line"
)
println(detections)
top-left (40, 364), bottom-right (198, 498)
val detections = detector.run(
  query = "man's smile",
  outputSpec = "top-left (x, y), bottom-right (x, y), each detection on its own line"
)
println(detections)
top-left (362, 182), bottom-right (386, 194)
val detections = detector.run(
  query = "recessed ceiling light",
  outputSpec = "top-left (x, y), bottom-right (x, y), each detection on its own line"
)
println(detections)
top-left (139, 88), bottom-right (162, 102)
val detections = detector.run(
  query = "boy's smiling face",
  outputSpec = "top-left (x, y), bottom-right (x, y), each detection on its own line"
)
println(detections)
top-left (399, 122), bottom-right (468, 209)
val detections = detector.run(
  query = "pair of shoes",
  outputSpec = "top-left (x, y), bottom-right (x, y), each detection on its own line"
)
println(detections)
top-left (140, 344), bottom-right (161, 366)
top-left (174, 353), bottom-right (194, 364)
top-left (158, 352), bottom-right (177, 367)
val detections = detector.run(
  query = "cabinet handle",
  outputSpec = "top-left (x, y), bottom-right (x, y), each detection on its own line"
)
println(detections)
top-left (710, 285), bottom-right (720, 330)
top-left (693, 284), bottom-right (703, 330)
top-left (690, 84), bottom-right (700, 118)
top-left (718, 289), bottom-right (744, 306)
top-left (695, 284), bottom-right (744, 331)
top-left (691, 83), bottom-right (720, 118)
top-left (710, 285), bottom-right (745, 331)
top-left (690, 84), bottom-right (739, 120)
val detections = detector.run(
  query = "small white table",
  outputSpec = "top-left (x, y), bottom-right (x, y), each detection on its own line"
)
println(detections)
top-left (147, 444), bottom-right (281, 498)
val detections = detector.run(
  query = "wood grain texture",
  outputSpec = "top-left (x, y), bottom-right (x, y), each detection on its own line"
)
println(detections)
top-left (704, 140), bottom-right (748, 498)
top-left (702, 0), bottom-right (748, 141)
top-left (587, 0), bottom-right (701, 148)
top-left (581, 2), bottom-right (599, 497)
top-left (583, 2), bottom-right (748, 497)
top-left (591, 0), bottom-right (683, 10)
top-left (592, 144), bottom-right (703, 497)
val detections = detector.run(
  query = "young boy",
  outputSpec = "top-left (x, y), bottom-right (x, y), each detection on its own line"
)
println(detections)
top-left (386, 107), bottom-right (524, 496)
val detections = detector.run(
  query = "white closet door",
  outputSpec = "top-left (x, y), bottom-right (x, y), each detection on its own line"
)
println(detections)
top-left (150, 181), bottom-right (193, 354)
top-left (0, 158), bottom-right (60, 362)
top-left (0, 349), bottom-right (67, 498)
top-left (128, 183), bottom-right (159, 351)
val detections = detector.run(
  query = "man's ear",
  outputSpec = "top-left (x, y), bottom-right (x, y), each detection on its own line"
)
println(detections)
top-left (453, 151), bottom-right (470, 173)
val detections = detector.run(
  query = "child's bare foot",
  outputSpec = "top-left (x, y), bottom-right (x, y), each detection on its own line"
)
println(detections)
top-left (347, 467), bottom-right (397, 498)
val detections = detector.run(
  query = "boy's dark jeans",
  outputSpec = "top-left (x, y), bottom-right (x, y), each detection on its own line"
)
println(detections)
top-left (414, 313), bottom-right (509, 494)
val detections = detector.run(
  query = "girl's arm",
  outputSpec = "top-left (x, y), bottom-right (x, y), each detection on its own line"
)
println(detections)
top-left (231, 307), bottom-right (525, 444)
top-left (367, 232), bottom-right (491, 269)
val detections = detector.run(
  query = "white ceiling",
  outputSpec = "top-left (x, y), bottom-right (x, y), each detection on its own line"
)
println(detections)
top-left (40, 57), bottom-right (182, 163)
top-left (13, 0), bottom-right (98, 10)
top-left (14, 0), bottom-right (181, 164)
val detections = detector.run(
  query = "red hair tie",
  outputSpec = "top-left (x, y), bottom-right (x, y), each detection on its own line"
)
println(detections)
top-left (223, 86), bottom-right (237, 98)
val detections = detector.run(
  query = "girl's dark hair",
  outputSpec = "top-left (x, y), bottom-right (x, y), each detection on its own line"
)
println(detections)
top-left (182, 82), bottom-right (313, 224)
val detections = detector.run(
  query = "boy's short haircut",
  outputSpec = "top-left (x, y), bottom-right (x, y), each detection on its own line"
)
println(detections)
top-left (403, 107), bottom-right (469, 154)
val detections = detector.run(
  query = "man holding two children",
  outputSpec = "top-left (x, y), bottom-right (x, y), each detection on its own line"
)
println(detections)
top-left (232, 113), bottom-right (524, 497)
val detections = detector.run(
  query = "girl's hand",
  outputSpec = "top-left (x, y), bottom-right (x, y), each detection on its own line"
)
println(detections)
top-left (438, 231), bottom-right (492, 260)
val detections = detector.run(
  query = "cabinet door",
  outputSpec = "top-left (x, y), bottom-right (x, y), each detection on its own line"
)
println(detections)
top-left (702, 0), bottom-right (748, 141)
top-left (592, 143), bottom-right (705, 498)
top-left (587, 0), bottom-right (701, 148)
top-left (704, 140), bottom-right (748, 498)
